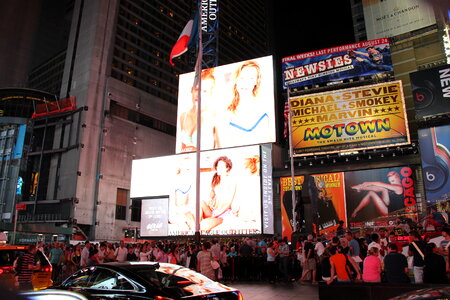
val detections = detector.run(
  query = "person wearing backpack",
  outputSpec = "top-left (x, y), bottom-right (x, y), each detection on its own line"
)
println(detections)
top-left (408, 231), bottom-right (427, 283)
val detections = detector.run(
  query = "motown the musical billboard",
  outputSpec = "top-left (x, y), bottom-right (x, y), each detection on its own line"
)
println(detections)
top-left (290, 80), bottom-right (410, 156)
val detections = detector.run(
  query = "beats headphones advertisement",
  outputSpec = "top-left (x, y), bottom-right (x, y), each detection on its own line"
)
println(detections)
top-left (410, 64), bottom-right (450, 119)
top-left (418, 125), bottom-right (450, 204)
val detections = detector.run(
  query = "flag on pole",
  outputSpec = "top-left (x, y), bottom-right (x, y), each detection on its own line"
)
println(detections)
top-left (284, 101), bottom-right (290, 138)
top-left (169, 12), bottom-right (199, 66)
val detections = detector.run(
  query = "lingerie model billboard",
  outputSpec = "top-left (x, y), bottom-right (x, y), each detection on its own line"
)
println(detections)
top-left (131, 145), bottom-right (272, 236)
top-left (345, 166), bottom-right (418, 228)
top-left (176, 55), bottom-right (276, 153)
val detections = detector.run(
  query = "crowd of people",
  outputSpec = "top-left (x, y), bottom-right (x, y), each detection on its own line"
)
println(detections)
top-left (30, 225), bottom-right (450, 287)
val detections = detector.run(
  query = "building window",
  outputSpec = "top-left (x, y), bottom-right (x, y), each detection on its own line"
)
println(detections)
top-left (130, 199), bottom-right (141, 222)
top-left (116, 188), bottom-right (128, 220)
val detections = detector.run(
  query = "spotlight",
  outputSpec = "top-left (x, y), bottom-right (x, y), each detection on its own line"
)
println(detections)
top-left (284, 164), bottom-right (288, 169)
top-left (298, 162), bottom-right (302, 167)
top-left (392, 152), bottom-right (396, 157)
top-left (332, 159), bottom-right (336, 163)
top-left (368, 155), bottom-right (372, 159)
top-left (356, 156), bottom-right (360, 161)
top-left (345, 158), bottom-right (349, 162)
top-left (309, 162), bottom-right (313, 166)
top-left (321, 160), bottom-right (324, 165)
top-left (381, 153), bottom-right (384, 158)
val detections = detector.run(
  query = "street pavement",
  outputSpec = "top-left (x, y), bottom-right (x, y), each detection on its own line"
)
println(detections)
top-left (228, 281), bottom-right (319, 300)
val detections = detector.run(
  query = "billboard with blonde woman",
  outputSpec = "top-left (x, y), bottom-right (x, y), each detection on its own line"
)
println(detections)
top-left (176, 55), bottom-right (276, 153)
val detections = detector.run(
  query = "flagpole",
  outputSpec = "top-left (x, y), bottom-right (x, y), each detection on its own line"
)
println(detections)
top-left (194, 2), bottom-right (203, 245)
top-left (287, 88), bottom-right (297, 233)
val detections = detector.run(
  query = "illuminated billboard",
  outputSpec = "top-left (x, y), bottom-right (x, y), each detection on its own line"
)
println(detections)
top-left (410, 64), bottom-right (450, 119)
top-left (363, 0), bottom-right (436, 40)
top-left (282, 39), bottom-right (393, 88)
top-left (290, 80), bottom-right (410, 156)
top-left (280, 173), bottom-right (346, 238)
top-left (280, 166), bottom-right (418, 234)
top-left (345, 166), bottom-right (418, 228)
top-left (131, 145), bottom-right (272, 236)
top-left (418, 125), bottom-right (450, 204)
top-left (176, 55), bottom-right (276, 153)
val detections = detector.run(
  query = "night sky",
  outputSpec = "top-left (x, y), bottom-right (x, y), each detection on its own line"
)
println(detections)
top-left (273, 1), bottom-right (356, 58)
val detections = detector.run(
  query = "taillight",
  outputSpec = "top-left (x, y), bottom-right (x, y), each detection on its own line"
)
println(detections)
top-left (155, 296), bottom-right (175, 300)
top-left (42, 265), bottom-right (52, 273)
top-left (0, 266), bottom-right (13, 274)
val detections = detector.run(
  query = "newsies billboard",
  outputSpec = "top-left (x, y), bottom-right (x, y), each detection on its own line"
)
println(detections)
top-left (282, 39), bottom-right (393, 88)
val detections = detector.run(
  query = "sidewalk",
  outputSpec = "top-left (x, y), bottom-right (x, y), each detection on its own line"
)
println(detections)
top-left (228, 281), bottom-right (319, 300)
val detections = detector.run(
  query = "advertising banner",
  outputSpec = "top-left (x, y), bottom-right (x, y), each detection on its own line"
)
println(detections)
top-left (363, 0), bottom-right (436, 40)
top-left (290, 80), bottom-right (410, 156)
top-left (176, 55), bottom-right (275, 153)
top-left (131, 145), bottom-right (266, 237)
top-left (410, 64), bottom-right (450, 119)
top-left (280, 173), bottom-right (346, 237)
top-left (282, 39), bottom-right (392, 88)
top-left (261, 144), bottom-right (274, 234)
top-left (140, 198), bottom-right (169, 237)
top-left (345, 166), bottom-right (418, 228)
top-left (310, 173), bottom-right (346, 235)
top-left (418, 125), bottom-right (450, 204)
top-left (280, 176), bottom-right (304, 240)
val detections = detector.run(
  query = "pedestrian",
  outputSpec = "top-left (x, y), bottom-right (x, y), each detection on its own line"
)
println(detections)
top-left (266, 241), bottom-right (278, 284)
top-left (362, 247), bottom-right (381, 282)
top-left (300, 234), bottom-right (317, 284)
top-left (383, 243), bottom-right (409, 283)
top-left (197, 241), bottom-right (215, 280)
top-left (326, 245), bottom-right (361, 285)
top-left (277, 238), bottom-right (291, 282)
top-left (408, 231), bottom-right (426, 283)
top-left (126, 245), bottom-right (138, 261)
top-left (115, 241), bottom-right (128, 262)
top-left (48, 242), bottom-right (64, 283)
top-left (80, 241), bottom-right (91, 267)
top-left (423, 243), bottom-right (447, 284)
top-left (15, 244), bottom-right (40, 291)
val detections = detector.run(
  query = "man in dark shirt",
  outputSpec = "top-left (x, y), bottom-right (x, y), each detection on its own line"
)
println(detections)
top-left (408, 231), bottom-right (427, 283)
top-left (383, 243), bottom-right (409, 283)
top-left (15, 244), bottom-right (39, 291)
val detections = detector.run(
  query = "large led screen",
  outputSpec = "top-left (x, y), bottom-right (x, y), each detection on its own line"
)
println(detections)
top-left (282, 39), bottom-right (393, 88)
top-left (410, 64), bottom-right (450, 119)
top-left (363, 0), bottom-right (436, 40)
top-left (290, 80), bottom-right (410, 156)
top-left (131, 145), bottom-right (269, 236)
top-left (418, 125), bottom-right (450, 204)
top-left (176, 55), bottom-right (276, 153)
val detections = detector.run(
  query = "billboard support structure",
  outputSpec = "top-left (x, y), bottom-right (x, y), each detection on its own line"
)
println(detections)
top-left (287, 88), bottom-right (297, 232)
top-left (194, 3), bottom-right (203, 245)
